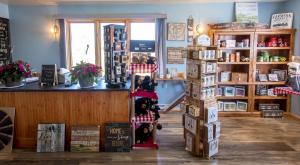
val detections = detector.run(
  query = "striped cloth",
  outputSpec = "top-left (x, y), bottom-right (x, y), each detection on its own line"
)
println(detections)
top-left (130, 64), bottom-right (157, 74)
top-left (133, 111), bottom-right (155, 123)
top-left (274, 87), bottom-right (300, 96)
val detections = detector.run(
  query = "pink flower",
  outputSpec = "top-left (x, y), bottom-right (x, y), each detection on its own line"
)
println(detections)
top-left (19, 64), bottom-right (24, 72)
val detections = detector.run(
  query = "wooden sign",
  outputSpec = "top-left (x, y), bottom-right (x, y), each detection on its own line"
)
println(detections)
top-left (104, 123), bottom-right (131, 152)
top-left (271, 13), bottom-right (293, 29)
top-left (184, 114), bottom-right (197, 135)
top-left (71, 125), bottom-right (100, 152)
top-left (41, 64), bottom-right (57, 86)
top-left (167, 47), bottom-right (185, 64)
top-left (37, 124), bottom-right (65, 152)
top-left (0, 17), bottom-right (11, 66)
top-left (204, 139), bottom-right (218, 157)
top-left (205, 106), bottom-right (218, 124)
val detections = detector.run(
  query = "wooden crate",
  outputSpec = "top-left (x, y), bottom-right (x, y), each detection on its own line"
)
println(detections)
top-left (204, 139), bottom-right (219, 157)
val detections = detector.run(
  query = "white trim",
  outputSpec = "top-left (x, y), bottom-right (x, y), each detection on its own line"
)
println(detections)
top-left (55, 13), bottom-right (167, 19)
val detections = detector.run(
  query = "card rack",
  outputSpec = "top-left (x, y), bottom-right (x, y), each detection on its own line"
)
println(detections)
top-left (104, 24), bottom-right (128, 87)
top-left (184, 46), bottom-right (221, 158)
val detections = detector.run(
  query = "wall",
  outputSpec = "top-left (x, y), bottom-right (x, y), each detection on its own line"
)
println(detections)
top-left (0, 2), bottom-right (9, 18)
top-left (281, 0), bottom-right (300, 116)
top-left (9, 2), bottom-right (282, 104)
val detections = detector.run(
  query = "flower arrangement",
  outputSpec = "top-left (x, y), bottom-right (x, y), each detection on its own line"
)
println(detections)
top-left (70, 61), bottom-right (101, 87)
top-left (0, 60), bottom-right (31, 83)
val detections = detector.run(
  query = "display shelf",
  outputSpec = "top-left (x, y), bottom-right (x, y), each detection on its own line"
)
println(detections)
top-left (219, 111), bottom-right (261, 117)
top-left (217, 62), bottom-right (250, 65)
top-left (218, 82), bottom-right (250, 85)
top-left (218, 47), bottom-right (251, 50)
top-left (217, 96), bottom-right (248, 100)
top-left (256, 62), bottom-right (288, 65)
top-left (130, 91), bottom-right (158, 100)
top-left (255, 81), bottom-right (286, 85)
top-left (256, 47), bottom-right (291, 50)
top-left (254, 96), bottom-right (288, 100)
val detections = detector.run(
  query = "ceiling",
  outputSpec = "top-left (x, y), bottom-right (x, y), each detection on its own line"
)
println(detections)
top-left (0, 0), bottom-right (287, 5)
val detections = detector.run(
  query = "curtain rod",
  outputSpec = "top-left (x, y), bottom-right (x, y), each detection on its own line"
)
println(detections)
top-left (54, 13), bottom-right (167, 19)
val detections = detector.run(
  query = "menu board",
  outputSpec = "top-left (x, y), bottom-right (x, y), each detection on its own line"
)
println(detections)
top-left (41, 64), bottom-right (57, 86)
top-left (104, 123), bottom-right (131, 152)
top-left (0, 17), bottom-right (11, 66)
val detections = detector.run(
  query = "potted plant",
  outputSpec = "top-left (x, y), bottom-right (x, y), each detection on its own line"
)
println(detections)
top-left (0, 60), bottom-right (32, 87)
top-left (70, 61), bottom-right (101, 88)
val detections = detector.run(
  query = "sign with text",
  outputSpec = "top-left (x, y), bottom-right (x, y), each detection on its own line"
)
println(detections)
top-left (104, 123), bottom-right (131, 152)
top-left (41, 64), bottom-right (57, 86)
top-left (271, 13), bottom-right (293, 29)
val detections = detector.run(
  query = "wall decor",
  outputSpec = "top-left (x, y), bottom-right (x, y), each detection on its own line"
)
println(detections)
top-left (37, 124), bottom-right (65, 152)
top-left (258, 74), bottom-right (268, 82)
top-left (105, 123), bottom-right (131, 152)
top-left (187, 16), bottom-right (194, 43)
top-left (71, 125), bottom-right (100, 152)
top-left (271, 13), bottom-right (293, 29)
top-left (235, 2), bottom-right (258, 23)
top-left (0, 107), bottom-right (15, 153)
top-left (0, 17), bottom-right (11, 66)
top-left (167, 47), bottom-right (185, 64)
top-left (271, 69), bottom-right (287, 81)
top-left (167, 23), bottom-right (186, 41)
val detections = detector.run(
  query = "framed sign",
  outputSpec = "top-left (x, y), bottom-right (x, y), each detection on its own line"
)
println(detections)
top-left (104, 123), bottom-right (131, 152)
top-left (167, 47), bottom-right (185, 64)
top-left (71, 125), bottom-right (100, 152)
top-left (167, 23), bottom-right (185, 41)
top-left (0, 17), bottom-right (11, 66)
top-left (235, 2), bottom-right (258, 23)
top-left (41, 64), bottom-right (57, 86)
top-left (271, 13), bottom-right (293, 29)
top-left (37, 124), bottom-right (65, 152)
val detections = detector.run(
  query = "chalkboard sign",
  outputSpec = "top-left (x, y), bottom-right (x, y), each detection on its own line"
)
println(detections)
top-left (41, 64), bottom-right (57, 86)
top-left (105, 123), bottom-right (131, 152)
top-left (0, 17), bottom-right (11, 66)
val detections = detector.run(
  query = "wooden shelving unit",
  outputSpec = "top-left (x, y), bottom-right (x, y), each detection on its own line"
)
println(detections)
top-left (183, 46), bottom-right (220, 158)
top-left (210, 28), bottom-right (295, 116)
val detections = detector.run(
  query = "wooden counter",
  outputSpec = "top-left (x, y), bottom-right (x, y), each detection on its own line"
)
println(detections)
top-left (0, 81), bottom-right (130, 149)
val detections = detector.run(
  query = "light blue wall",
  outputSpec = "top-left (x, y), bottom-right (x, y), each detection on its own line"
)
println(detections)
top-left (281, 0), bottom-right (300, 116)
top-left (9, 2), bottom-right (281, 104)
top-left (0, 2), bottom-right (9, 18)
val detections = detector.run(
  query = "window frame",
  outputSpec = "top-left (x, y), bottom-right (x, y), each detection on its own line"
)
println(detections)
top-left (65, 18), bottom-right (155, 70)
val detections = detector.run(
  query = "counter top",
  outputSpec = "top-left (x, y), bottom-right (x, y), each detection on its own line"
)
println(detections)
top-left (0, 80), bottom-right (130, 92)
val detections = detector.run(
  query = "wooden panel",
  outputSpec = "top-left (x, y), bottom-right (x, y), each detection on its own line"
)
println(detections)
top-left (0, 91), bottom-right (129, 149)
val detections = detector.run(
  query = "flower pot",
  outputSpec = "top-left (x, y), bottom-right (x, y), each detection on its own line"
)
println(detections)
top-left (5, 78), bottom-right (23, 87)
top-left (78, 77), bottom-right (94, 88)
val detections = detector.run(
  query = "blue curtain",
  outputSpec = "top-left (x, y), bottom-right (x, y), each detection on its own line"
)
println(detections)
top-left (58, 19), bottom-right (67, 68)
top-left (155, 18), bottom-right (167, 76)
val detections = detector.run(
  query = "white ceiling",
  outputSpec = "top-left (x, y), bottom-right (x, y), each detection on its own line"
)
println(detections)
top-left (0, 0), bottom-right (287, 5)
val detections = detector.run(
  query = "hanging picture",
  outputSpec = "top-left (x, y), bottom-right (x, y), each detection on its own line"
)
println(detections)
top-left (235, 3), bottom-right (258, 23)
top-left (37, 124), bottom-right (65, 152)
top-left (167, 23), bottom-right (186, 41)
top-left (187, 16), bottom-right (194, 43)
top-left (0, 107), bottom-right (15, 153)
top-left (271, 13), bottom-right (293, 29)
top-left (167, 47), bottom-right (185, 64)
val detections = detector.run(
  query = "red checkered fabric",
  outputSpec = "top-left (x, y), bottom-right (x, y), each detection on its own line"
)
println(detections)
top-left (274, 87), bottom-right (300, 96)
top-left (130, 91), bottom-right (158, 100)
top-left (133, 111), bottom-right (155, 123)
top-left (130, 64), bottom-right (157, 74)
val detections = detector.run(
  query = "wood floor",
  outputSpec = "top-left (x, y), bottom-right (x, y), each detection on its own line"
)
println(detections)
top-left (1, 110), bottom-right (300, 165)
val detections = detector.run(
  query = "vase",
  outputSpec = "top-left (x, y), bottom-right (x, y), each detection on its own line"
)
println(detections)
top-left (5, 78), bottom-right (23, 87)
top-left (78, 77), bottom-right (94, 88)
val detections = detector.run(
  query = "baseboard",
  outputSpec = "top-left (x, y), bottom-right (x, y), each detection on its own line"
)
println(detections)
top-left (286, 112), bottom-right (300, 120)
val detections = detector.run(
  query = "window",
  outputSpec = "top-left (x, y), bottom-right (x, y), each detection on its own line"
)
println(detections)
top-left (69, 23), bottom-right (96, 66)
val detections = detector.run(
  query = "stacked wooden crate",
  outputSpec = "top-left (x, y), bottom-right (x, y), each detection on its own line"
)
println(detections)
top-left (184, 46), bottom-right (221, 158)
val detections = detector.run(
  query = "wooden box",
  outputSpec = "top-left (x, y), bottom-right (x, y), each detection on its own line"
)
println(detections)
top-left (204, 106), bottom-right (218, 124)
top-left (204, 139), bottom-right (219, 157)
top-left (188, 105), bottom-right (200, 117)
top-left (203, 124), bottom-right (214, 142)
top-left (187, 60), bottom-right (217, 79)
top-left (213, 122), bottom-right (221, 139)
top-left (232, 72), bottom-right (248, 82)
top-left (184, 114), bottom-right (201, 135)
top-left (192, 83), bottom-right (216, 100)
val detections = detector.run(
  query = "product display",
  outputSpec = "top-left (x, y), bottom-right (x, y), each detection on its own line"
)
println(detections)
top-left (104, 25), bottom-right (128, 87)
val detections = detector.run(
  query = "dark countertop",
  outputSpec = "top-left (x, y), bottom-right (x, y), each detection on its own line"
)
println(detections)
top-left (0, 80), bottom-right (131, 92)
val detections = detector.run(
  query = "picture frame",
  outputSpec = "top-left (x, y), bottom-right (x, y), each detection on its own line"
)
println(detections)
top-left (256, 85), bottom-right (267, 96)
top-left (236, 101), bottom-right (248, 111)
top-left (224, 102), bottom-right (236, 111)
top-left (220, 72), bottom-right (231, 82)
top-left (235, 87), bottom-right (246, 96)
top-left (268, 74), bottom-right (279, 82)
top-left (167, 23), bottom-right (186, 41)
top-left (271, 13), bottom-right (293, 29)
top-left (271, 69), bottom-right (287, 81)
top-left (258, 74), bottom-right (268, 82)
top-left (224, 87), bottom-right (235, 97)
top-left (235, 2), bottom-right (258, 23)
top-left (167, 47), bottom-right (185, 64)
